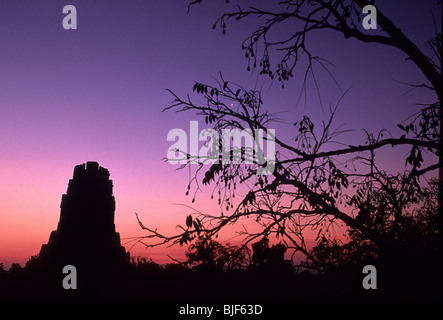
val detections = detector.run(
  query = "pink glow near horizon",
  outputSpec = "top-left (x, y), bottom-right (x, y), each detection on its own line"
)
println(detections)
top-left (0, 1), bottom-right (439, 269)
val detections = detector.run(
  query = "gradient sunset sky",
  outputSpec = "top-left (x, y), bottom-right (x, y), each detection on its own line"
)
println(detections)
top-left (0, 0), bottom-right (439, 269)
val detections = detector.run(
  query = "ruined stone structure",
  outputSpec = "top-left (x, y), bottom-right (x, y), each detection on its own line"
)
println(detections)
top-left (38, 161), bottom-right (129, 294)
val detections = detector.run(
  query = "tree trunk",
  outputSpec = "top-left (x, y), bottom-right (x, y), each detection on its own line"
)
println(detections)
top-left (439, 11), bottom-right (443, 297)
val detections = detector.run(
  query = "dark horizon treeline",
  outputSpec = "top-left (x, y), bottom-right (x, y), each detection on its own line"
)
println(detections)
top-left (0, 222), bottom-right (438, 300)
top-left (1, 179), bottom-right (440, 300)
top-left (0, 240), bottom-right (372, 300)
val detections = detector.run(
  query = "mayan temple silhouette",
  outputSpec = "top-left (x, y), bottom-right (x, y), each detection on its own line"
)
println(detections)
top-left (38, 161), bottom-right (129, 296)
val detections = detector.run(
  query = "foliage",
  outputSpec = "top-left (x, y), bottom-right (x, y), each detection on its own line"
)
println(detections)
top-left (303, 179), bottom-right (439, 277)
top-left (137, 0), bottom-right (441, 276)
top-left (184, 236), bottom-right (250, 271)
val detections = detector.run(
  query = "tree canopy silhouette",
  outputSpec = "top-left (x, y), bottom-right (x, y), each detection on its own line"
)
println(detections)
top-left (137, 0), bottom-right (441, 296)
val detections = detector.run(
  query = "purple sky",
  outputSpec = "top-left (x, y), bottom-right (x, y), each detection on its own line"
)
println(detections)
top-left (0, 0), bottom-right (440, 268)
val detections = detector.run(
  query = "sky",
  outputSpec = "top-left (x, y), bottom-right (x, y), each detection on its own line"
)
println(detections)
top-left (0, 0), bottom-right (440, 269)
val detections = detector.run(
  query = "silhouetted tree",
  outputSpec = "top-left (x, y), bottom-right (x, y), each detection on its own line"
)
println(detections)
top-left (301, 178), bottom-right (439, 296)
top-left (137, 0), bottom-right (441, 294)
top-left (251, 238), bottom-right (285, 266)
top-left (250, 237), bottom-right (293, 275)
top-left (185, 236), bottom-right (250, 271)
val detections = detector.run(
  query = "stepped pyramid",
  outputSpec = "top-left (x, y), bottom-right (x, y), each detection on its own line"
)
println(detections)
top-left (38, 161), bottom-right (129, 294)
